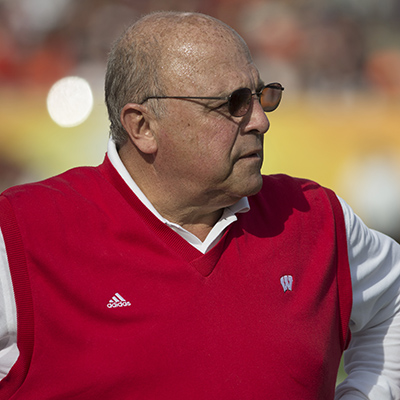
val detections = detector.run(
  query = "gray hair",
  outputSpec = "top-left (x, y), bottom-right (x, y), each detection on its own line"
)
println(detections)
top-left (105, 15), bottom-right (167, 147)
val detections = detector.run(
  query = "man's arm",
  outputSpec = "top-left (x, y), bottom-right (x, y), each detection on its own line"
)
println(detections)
top-left (0, 227), bottom-right (19, 380)
top-left (335, 198), bottom-right (400, 399)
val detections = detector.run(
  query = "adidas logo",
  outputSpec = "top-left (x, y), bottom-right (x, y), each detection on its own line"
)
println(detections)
top-left (107, 293), bottom-right (131, 308)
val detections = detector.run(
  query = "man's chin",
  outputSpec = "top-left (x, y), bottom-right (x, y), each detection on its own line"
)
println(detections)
top-left (245, 177), bottom-right (263, 197)
top-left (235, 173), bottom-right (264, 199)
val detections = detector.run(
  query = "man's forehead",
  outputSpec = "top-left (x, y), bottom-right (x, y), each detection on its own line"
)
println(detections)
top-left (162, 35), bottom-right (252, 83)
top-left (164, 53), bottom-right (255, 96)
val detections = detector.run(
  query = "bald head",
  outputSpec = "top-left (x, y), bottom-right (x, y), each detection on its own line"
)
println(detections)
top-left (105, 11), bottom-right (252, 146)
top-left (135, 12), bottom-right (251, 79)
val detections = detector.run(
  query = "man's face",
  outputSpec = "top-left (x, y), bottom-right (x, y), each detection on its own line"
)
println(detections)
top-left (151, 38), bottom-right (270, 209)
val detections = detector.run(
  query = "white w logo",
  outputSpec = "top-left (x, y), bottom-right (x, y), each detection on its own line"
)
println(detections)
top-left (280, 275), bottom-right (293, 292)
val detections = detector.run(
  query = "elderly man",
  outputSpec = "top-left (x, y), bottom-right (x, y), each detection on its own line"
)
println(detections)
top-left (0, 11), bottom-right (399, 400)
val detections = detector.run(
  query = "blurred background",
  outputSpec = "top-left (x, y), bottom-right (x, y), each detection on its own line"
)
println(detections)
top-left (1, 0), bottom-right (399, 384)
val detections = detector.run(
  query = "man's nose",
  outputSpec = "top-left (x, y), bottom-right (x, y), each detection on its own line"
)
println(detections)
top-left (248, 97), bottom-right (270, 135)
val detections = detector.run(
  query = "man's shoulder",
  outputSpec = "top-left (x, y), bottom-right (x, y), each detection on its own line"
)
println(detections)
top-left (1, 164), bottom-right (103, 200)
top-left (260, 173), bottom-right (324, 196)
top-left (0, 163), bottom-right (111, 233)
top-left (249, 174), bottom-right (336, 217)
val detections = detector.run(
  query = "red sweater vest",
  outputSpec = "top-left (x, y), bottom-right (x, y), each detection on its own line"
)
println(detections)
top-left (0, 156), bottom-right (351, 399)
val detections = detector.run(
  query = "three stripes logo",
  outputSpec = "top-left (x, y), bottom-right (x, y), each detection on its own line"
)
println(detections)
top-left (107, 293), bottom-right (131, 308)
top-left (280, 275), bottom-right (293, 292)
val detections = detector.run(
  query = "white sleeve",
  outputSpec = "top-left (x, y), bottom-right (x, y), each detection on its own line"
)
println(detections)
top-left (335, 197), bottom-right (400, 399)
top-left (0, 227), bottom-right (19, 381)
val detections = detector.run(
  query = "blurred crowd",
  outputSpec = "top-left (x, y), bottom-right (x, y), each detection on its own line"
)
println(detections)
top-left (0, 0), bottom-right (399, 95)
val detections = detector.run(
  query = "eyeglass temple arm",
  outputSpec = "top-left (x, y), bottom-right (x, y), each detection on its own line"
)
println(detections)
top-left (145, 95), bottom-right (230, 100)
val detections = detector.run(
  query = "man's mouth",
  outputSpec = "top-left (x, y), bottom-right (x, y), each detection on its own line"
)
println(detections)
top-left (239, 150), bottom-right (262, 159)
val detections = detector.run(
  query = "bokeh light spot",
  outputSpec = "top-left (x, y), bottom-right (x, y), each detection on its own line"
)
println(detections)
top-left (47, 76), bottom-right (94, 127)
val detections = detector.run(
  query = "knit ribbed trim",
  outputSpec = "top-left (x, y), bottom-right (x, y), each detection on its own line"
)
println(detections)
top-left (324, 188), bottom-right (353, 350)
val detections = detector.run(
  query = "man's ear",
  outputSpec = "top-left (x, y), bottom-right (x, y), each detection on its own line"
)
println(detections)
top-left (120, 103), bottom-right (158, 154)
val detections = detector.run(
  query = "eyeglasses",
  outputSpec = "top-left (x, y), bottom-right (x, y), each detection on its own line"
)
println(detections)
top-left (141, 82), bottom-right (284, 117)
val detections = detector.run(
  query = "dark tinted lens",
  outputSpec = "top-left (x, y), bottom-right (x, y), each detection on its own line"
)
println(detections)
top-left (228, 88), bottom-right (252, 117)
top-left (260, 83), bottom-right (283, 112)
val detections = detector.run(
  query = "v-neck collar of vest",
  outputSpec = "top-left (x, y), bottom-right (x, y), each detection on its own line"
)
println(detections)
top-left (98, 156), bottom-right (228, 277)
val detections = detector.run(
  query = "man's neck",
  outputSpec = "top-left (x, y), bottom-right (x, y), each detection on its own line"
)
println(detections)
top-left (118, 143), bottom-right (226, 241)
top-left (154, 205), bottom-right (224, 242)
